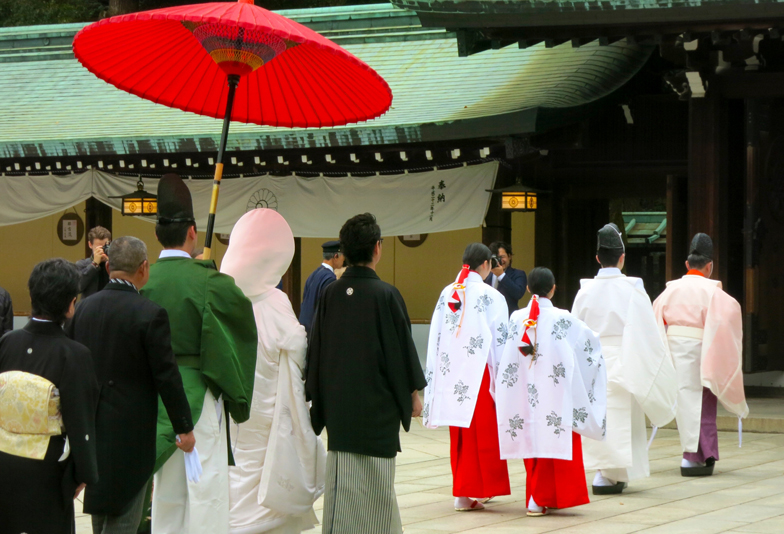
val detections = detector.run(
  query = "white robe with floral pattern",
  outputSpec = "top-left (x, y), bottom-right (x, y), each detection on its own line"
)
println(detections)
top-left (496, 298), bottom-right (608, 460)
top-left (423, 271), bottom-right (509, 428)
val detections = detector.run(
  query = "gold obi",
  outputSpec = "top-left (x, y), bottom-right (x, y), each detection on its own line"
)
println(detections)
top-left (0, 370), bottom-right (64, 460)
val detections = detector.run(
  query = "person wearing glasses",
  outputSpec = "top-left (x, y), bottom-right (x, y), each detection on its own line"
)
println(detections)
top-left (485, 241), bottom-right (527, 316)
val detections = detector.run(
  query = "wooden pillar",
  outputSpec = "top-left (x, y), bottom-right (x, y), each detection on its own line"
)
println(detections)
top-left (666, 174), bottom-right (688, 281)
top-left (688, 94), bottom-right (729, 287)
top-left (483, 164), bottom-right (513, 245)
top-left (282, 237), bottom-right (302, 316)
top-left (744, 99), bottom-right (761, 373)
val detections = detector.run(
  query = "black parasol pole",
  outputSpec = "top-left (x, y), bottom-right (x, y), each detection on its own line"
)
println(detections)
top-left (203, 74), bottom-right (240, 260)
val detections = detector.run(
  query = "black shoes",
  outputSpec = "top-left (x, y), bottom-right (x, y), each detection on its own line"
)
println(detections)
top-left (592, 481), bottom-right (627, 495)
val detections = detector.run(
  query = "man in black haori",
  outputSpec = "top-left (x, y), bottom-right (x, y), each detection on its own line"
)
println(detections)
top-left (306, 213), bottom-right (427, 534)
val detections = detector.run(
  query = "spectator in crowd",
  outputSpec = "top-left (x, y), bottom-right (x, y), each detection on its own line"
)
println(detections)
top-left (76, 226), bottom-right (112, 298)
top-left (484, 241), bottom-right (527, 315)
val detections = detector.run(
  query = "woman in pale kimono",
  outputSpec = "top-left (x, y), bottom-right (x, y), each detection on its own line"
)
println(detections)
top-left (222, 209), bottom-right (326, 534)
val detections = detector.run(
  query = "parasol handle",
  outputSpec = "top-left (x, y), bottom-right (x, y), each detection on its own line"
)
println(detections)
top-left (203, 74), bottom-right (240, 261)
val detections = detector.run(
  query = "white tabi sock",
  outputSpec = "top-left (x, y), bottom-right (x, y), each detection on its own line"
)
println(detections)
top-left (593, 470), bottom-right (617, 486)
top-left (528, 496), bottom-right (543, 513)
top-left (681, 458), bottom-right (706, 468)
top-left (455, 497), bottom-right (484, 510)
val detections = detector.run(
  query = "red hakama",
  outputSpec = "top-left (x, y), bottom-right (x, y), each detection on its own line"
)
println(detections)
top-left (524, 431), bottom-right (590, 509)
top-left (449, 366), bottom-right (510, 498)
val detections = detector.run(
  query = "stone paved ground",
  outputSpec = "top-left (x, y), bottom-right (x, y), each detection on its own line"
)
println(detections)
top-left (76, 424), bottom-right (784, 533)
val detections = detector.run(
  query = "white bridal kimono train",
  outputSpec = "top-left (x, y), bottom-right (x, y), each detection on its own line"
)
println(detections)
top-left (221, 208), bottom-right (326, 534)
top-left (572, 269), bottom-right (677, 482)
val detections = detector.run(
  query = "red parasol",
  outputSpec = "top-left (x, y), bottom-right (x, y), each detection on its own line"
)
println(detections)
top-left (73, 0), bottom-right (392, 258)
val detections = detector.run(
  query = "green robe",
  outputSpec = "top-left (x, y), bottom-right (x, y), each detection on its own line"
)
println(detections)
top-left (141, 257), bottom-right (258, 472)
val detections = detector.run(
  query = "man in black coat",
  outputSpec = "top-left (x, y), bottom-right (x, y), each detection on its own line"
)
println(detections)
top-left (67, 236), bottom-right (195, 534)
top-left (484, 241), bottom-right (527, 316)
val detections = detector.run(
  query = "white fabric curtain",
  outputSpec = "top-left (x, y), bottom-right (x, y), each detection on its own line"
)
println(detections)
top-left (0, 162), bottom-right (498, 237)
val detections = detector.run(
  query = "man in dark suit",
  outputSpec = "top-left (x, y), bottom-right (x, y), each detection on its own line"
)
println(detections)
top-left (299, 240), bottom-right (343, 336)
top-left (484, 241), bottom-right (527, 316)
top-left (67, 236), bottom-right (195, 534)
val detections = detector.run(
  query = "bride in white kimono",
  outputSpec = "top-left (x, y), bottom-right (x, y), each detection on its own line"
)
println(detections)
top-left (221, 208), bottom-right (326, 534)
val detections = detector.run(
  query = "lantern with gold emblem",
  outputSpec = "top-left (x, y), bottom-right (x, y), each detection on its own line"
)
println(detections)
top-left (112, 179), bottom-right (158, 216)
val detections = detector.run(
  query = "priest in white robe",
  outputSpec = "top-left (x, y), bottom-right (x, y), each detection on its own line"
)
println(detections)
top-left (572, 223), bottom-right (677, 494)
top-left (221, 208), bottom-right (326, 534)
top-left (497, 267), bottom-right (607, 516)
top-left (423, 243), bottom-right (510, 512)
top-left (653, 233), bottom-right (748, 476)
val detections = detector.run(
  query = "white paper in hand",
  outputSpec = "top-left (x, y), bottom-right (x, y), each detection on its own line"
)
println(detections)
top-left (176, 436), bottom-right (203, 484)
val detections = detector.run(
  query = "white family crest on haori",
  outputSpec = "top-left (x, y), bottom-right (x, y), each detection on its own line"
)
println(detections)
top-left (496, 297), bottom-right (608, 460)
top-left (572, 269), bottom-right (677, 479)
top-left (221, 208), bottom-right (326, 532)
top-left (423, 269), bottom-right (509, 428)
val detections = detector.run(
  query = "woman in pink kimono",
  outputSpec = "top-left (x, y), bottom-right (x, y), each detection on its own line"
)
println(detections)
top-left (222, 209), bottom-right (326, 533)
top-left (653, 233), bottom-right (748, 476)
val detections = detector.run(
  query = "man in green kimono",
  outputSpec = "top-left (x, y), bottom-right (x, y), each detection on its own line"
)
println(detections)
top-left (140, 174), bottom-right (257, 534)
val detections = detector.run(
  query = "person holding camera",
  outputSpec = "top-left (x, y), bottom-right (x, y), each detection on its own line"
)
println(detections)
top-left (484, 241), bottom-right (527, 316)
top-left (423, 243), bottom-right (510, 512)
top-left (75, 226), bottom-right (112, 298)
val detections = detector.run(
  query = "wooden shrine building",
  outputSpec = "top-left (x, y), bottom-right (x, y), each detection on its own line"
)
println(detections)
top-left (4, 1), bottom-right (784, 377)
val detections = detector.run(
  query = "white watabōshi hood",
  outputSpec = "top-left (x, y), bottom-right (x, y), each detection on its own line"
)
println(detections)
top-left (220, 208), bottom-right (294, 297)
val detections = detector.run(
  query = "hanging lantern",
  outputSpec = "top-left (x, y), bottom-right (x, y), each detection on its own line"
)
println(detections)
top-left (112, 179), bottom-right (158, 216)
top-left (486, 182), bottom-right (541, 212)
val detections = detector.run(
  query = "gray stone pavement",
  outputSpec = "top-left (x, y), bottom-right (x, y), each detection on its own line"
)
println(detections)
top-left (76, 423), bottom-right (784, 533)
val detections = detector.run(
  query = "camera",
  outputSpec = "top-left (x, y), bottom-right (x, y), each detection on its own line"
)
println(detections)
top-left (102, 242), bottom-right (111, 259)
top-left (490, 255), bottom-right (500, 269)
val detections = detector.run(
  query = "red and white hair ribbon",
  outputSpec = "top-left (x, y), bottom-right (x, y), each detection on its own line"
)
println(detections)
top-left (448, 265), bottom-right (471, 313)
top-left (519, 295), bottom-right (540, 362)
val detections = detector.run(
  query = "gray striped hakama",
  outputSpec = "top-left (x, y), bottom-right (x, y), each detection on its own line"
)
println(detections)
top-left (322, 451), bottom-right (403, 534)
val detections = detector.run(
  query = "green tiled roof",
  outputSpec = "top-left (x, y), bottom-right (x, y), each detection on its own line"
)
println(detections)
top-left (0, 3), bottom-right (651, 159)
top-left (392, 0), bottom-right (784, 27)
top-left (394, 0), bottom-right (784, 13)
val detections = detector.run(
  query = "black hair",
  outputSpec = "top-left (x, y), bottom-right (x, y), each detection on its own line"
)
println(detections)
top-left (597, 247), bottom-right (624, 268)
top-left (339, 213), bottom-right (381, 266)
top-left (155, 221), bottom-right (196, 248)
top-left (528, 267), bottom-right (555, 298)
top-left (488, 241), bottom-right (512, 256)
top-left (29, 258), bottom-right (80, 324)
top-left (462, 243), bottom-right (492, 270)
top-left (687, 253), bottom-right (711, 270)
